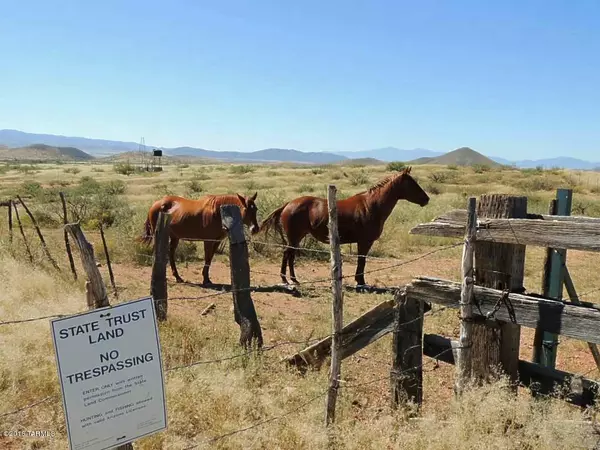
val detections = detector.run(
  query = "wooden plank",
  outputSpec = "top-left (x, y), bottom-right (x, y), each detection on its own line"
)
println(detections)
top-left (429, 208), bottom-right (600, 225)
top-left (221, 205), bottom-right (263, 349)
top-left (407, 276), bottom-right (600, 345)
top-left (150, 212), bottom-right (171, 321)
top-left (7, 200), bottom-right (12, 244)
top-left (286, 297), bottom-right (396, 370)
top-left (455, 197), bottom-right (477, 395)
top-left (391, 292), bottom-right (424, 408)
top-left (325, 184), bottom-right (343, 426)
top-left (410, 212), bottom-right (600, 252)
top-left (422, 333), bottom-right (599, 407)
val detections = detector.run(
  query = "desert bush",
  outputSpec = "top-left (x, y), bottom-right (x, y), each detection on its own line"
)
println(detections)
top-left (428, 171), bottom-right (456, 183)
top-left (186, 179), bottom-right (204, 195)
top-left (63, 167), bottom-right (80, 175)
top-left (349, 169), bottom-right (369, 186)
top-left (230, 165), bottom-right (255, 174)
top-left (472, 164), bottom-right (491, 173)
top-left (63, 177), bottom-right (131, 227)
top-left (297, 183), bottom-right (316, 193)
top-left (386, 161), bottom-right (406, 172)
top-left (91, 167), bottom-right (105, 172)
top-left (113, 161), bottom-right (136, 175)
top-left (311, 168), bottom-right (325, 175)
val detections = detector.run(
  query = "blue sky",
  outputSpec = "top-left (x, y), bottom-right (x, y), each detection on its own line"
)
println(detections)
top-left (1, 0), bottom-right (599, 160)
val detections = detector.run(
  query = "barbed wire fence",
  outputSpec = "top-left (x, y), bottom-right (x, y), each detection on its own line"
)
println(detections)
top-left (3, 195), bottom-right (600, 447)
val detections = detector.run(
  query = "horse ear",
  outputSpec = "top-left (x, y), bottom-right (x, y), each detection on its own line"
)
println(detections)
top-left (237, 193), bottom-right (247, 207)
top-left (251, 192), bottom-right (257, 201)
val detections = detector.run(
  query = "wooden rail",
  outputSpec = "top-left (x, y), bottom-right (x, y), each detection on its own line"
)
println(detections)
top-left (407, 276), bottom-right (600, 345)
top-left (410, 210), bottom-right (600, 252)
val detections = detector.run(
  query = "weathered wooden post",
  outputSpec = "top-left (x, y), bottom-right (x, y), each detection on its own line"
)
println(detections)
top-left (325, 184), bottom-right (343, 426)
top-left (64, 223), bottom-right (134, 450)
top-left (59, 192), bottom-right (77, 280)
top-left (471, 194), bottom-right (527, 388)
top-left (100, 223), bottom-right (118, 300)
top-left (7, 200), bottom-right (13, 244)
top-left (532, 189), bottom-right (571, 368)
top-left (12, 200), bottom-right (33, 262)
top-left (16, 195), bottom-right (60, 271)
top-left (220, 204), bottom-right (263, 349)
top-left (150, 212), bottom-right (171, 322)
top-left (455, 197), bottom-right (477, 395)
top-left (65, 223), bottom-right (109, 309)
top-left (390, 290), bottom-right (424, 409)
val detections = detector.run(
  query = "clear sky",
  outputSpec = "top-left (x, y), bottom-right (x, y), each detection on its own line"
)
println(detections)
top-left (1, 0), bottom-right (599, 160)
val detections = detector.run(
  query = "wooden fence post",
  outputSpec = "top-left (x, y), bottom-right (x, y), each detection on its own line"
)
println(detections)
top-left (220, 205), bottom-right (263, 349)
top-left (391, 290), bottom-right (424, 409)
top-left (150, 212), bottom-right (171, 322)
top-left (532, 189), bottom-right (571, 368)
top-left (455, 197), bottom-right (477, 395)
top-left (59, 192), bottom-right (77, 280)
top-left (12, 200), bottom-right (33, 262)
top-left (100, 223), bottom-right (118, 300)
top-left (16, 195), bottom-right (60, 271)
top-left (65, 223), bottom-right (109, 309)
top-left (8, 200), bottom-right (13, 244)
top-left (325, 184), bottom-right (343, 426)
top-left (471, 194), bottom-right (527, 389)
top-left (64, 223), bottom-right (133, 449)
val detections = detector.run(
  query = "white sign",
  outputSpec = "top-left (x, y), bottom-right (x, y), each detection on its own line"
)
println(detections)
top-left (51, 297), bottom-right (167, 450)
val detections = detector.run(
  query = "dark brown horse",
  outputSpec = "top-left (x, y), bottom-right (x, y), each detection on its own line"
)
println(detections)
top-left (140, 192), bottom-right (260, 285)
top-left (260, 167), bottom-right (429, 286)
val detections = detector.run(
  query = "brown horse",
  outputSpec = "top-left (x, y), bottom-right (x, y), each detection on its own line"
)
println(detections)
top-left (140, 192), bottom-right (260, 285)
top-left (260, 167), bottom-right (429, 286)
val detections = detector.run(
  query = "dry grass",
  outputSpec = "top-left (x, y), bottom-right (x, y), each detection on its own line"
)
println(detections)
top-left (2, 161), bottom-right (600, 448)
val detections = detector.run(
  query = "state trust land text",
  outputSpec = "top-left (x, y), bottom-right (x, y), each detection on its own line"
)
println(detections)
top-left (56, 308), bottom-right (154, 385)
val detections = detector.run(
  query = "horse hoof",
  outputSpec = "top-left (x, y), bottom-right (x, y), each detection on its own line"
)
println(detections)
top-left (202, 280), bottom-right (213, 287)
top-left (291, 278), bottom-right (300, 285)
top-left (175, 278), bottom-right (185, 284)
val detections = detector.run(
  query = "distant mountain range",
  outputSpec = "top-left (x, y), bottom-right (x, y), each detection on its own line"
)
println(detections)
top-left (0, 129), bottom-right (598, 170)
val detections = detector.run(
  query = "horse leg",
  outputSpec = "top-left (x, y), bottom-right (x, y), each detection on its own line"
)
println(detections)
top-left (202, 240), bottom-right (219, 286)
top-left (355, 240), bottom-right (374, 286)
top-left (280, 249), bottom-right (289, 285)
top-left (169, 236), bottom-right (184, 283)
top-left (287, 242), bottom-right (300, 285)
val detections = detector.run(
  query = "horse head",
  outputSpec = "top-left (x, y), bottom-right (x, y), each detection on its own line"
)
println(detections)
top-left (397, 167), bottom-right (430, 207)
top-left (237, 192), bottom-right (260, 234)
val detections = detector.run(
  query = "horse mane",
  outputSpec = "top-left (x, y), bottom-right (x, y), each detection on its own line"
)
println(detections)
top-left (367, 166), bottom-right (412, 194)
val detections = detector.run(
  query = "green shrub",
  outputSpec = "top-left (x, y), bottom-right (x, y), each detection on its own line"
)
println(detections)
top-left (386, 161), bottom-right (406, 172)
top-left (349, 169), bottom-right (369, 186)
top-left (113, 162), bottom-right (136, 176)
top-left (297, 183), bottom-right (316, 193)
top-left (472, 164), bottom-right (491, 174)
top-left (63, 167), bottom-right (80, 175)
top-left (186, 179), bottom-right (204, 195)
top-left (230, 165), bottom-right (255, 174)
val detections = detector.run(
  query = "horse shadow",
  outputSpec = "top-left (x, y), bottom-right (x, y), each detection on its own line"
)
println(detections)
top-left (175, 281), bottom-right (302, 298)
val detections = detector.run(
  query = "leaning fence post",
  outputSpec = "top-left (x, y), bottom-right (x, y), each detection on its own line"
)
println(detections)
top-left (471, 194), bottom-right (527, 390)
top-left (12, 199), bottom-right (33, 262)
top-left (455, 197), bottom-right (477, 395)
top-left (65, 223), bottom-right (109, 309)
top-left (150, 212), bottom-right (171, 322)
top-left (59, 192), bottom-right (77, 280)
top-left (16, 195), bottom-right (60, 271)
top-left (7, 200), bottom-right (13, 244)
top-left (220, 204), bottom-right (263, 349)
top-left (390, 290), bottom-right (424, 409)
top-left (325, 184), bottom-right (343, 426)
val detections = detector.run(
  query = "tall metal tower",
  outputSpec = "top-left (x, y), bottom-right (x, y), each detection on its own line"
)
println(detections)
top-left (138, 137), bottom-right (149, 170)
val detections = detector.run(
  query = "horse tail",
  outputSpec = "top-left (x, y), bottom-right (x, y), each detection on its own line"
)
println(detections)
top-left (138, 199), bottom-right (170, 245)
top-left (259, 203), bottom-right (287, 243)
